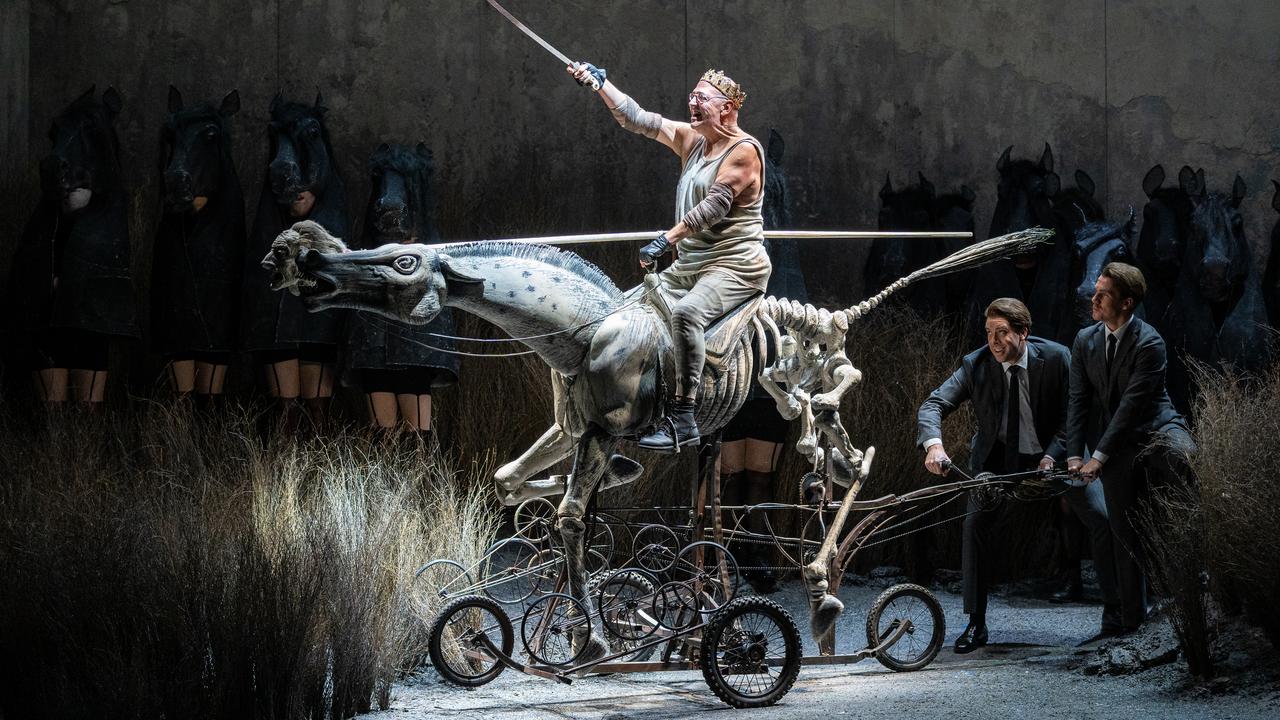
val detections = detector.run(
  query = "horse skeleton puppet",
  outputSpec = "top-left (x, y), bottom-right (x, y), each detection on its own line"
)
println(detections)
top-left (262, 222), bottom-right (1050, 655)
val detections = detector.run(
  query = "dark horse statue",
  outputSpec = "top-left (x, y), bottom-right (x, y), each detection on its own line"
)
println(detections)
top-left (1157, 171), bottom-right (1270, 410)
top-left (1068, 212), bottom-right (1137, 332)
top-left (6, 86), bottom-right (138, 404)
top-left (968, 143), bottom-right (1071, 344)
top-left (342, 142), bottom-right (460, 430)
top-left (150, 86), bottom-right (246, 401)
top-left (1136, 165), bottom-right (1199, 326)
top-left (240, 92), bottom-right (349, 425)
top-left (868, 173), bottom-right (975, 319)
top-left (1265, 180), bottom-right (1280, 329)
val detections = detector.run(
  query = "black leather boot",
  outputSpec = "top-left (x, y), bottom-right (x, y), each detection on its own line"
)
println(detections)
top-left (637, 397), bottom-right (700, 453)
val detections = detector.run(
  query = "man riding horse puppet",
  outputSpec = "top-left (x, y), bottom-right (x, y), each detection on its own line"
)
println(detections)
top-left (259, 61), bottom-right (1050, 660)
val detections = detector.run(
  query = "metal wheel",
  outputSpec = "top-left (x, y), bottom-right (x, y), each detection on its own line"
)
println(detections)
top-left (427, 594), bottom-right (513, 687)
top-left (590, 511), bottom-right (633, 567)
top-left (521, 592), bottom-right (592, 667)
top-left (632, 523), bottom-right (681, 573)
top-left (584, 515), bottom-right (616, 574)
top-left (700, 596), bottom-right (802, 709)
top-left (671, 540), bottom-right (740, 612)
top-left (513, 497), bottom-right (557, 546)
top-left (795, 510), bottom-right (830, 569)
top-left (865, 583), bottom-right (945, 672)
top-left (413, 558), bottom-right (474, 602)
top-left (595, 568), bottom-right (661, 642)
top-left (482, 537), bottom-right (548, 604)
top-left (652, 581), bottom-right (701, 631)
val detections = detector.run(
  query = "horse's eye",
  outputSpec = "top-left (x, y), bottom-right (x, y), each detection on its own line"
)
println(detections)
top-left (393, 255), bottom-right (419, 274)
top-left (307, 125), bottom-right (320, 138)
top-left (202, 126), bottom-right (219, 141)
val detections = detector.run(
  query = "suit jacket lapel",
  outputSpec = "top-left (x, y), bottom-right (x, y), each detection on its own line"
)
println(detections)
top-left (1107, 318), bottom-right (1142, 400)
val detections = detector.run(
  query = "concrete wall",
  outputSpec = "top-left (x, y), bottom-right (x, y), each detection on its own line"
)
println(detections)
top-left (1, 0), bottom-right (29, 176)
top-left (8, 0), bottom-right (1280, 306)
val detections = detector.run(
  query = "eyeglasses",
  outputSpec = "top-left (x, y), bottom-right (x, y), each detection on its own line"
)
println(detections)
top-left (688, 91), bottom-right (729, 105)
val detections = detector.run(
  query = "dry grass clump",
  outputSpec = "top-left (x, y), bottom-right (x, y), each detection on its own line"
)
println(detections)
top-left (0, 402), bottom-right (498, 720)
top-left (1181, 359), bottom-right (1280, 649)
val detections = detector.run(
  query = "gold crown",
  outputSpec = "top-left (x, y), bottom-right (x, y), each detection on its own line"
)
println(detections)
top-left (700, 69), bottom-right (746, 108)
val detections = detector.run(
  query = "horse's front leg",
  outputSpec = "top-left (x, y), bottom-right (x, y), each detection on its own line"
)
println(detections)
top-left (555, 425), bottom-right (617, 663)
top-left (494, 423), bottom-right (576, 505)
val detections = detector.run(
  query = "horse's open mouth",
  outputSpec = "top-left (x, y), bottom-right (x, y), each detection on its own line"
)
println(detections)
top-left (293, 271), bottom-right (337, 297)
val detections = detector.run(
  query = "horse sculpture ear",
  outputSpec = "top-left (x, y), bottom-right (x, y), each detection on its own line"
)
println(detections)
top-left (1178, 165), bottom-right (1198, 195)
top-left (438, 256), bottom-right (485, 298)
top-left (1039, 143), bottom-right (1054, 173)
top-left (270, 91), bottom-right (283, 116)
top-left (879, 172), bottom-right (893, 200)
top-left (1142, 164), bottom-right (1165, 198)
top-left (1272, 179), bottom-right (1280, 212)
top-left (314, 90), bottom-right (327, 115)
top-left (1076, 169), bottom-right (1095, 197)
top-left (918, 172), bottom-right (935, 198)
top-left (102, 87), bottom-right (124, 117)
top-left (997, 145), bottom-right (1013, 172)
top-left (1044, 171), bottom-right (1061, 197)
top-left (220, 89), bottom-right (241, 117)
top-left (168, 85), bottom-right (184, 113)
top-left (1195, 168), bottom-right (1207, 198)
top-left (1232, 174), bottom-right (1247, 208)
top-left (416, 142), bottom-right (433, 161)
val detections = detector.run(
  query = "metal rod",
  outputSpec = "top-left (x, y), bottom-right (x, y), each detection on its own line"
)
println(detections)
top-left (438, 229), bottom-right (973, 249)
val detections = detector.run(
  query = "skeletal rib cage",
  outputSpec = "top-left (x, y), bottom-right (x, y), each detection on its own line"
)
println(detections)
top-left (417, 457), bottom-right (1074, 708)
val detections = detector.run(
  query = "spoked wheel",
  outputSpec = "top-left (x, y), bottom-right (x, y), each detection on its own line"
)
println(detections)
top-left (652, 581), bottom-right (701, 631)
top-left (795, 509), bottom-right (831, 569)
top-left (593, 568), bottom-right (661, 660)
top-left (482, 537), bottom-right (548, 604)
top-left (670, 541), bottom-right (740, 612)
top-left (584, 516), bottom-right (616, 575)
top-left (427, 594), bottom-right (514, 687)
top-left (513, 497), bottom-right (558, 546)
top-left (414, 558), bottom-right (475, 602)
top-left (632, 523), bottom-right (681, 574)
top-left (521, 592), bottom-right (592, 667)
top-left (865, 583), bottom-right (945, 672)
top-left (700, 596), bottom-right (802, 709)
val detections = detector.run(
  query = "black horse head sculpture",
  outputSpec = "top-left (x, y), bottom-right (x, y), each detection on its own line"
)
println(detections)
top-left (365, 142), bottom-right (438, 245)
top-left (162, 86), bottom-right (241, 211)
top-left (868, 172), bottom-right (951, 316)
top-left (1136, 164), bottom-right (1199, 315)
top-left (991, 143), bottom-right (1061, 242)
top-left (1070, 211), bottom-right (1136, 329)
top-left (39, 85), bottom-right (125, 209)
top-left (267, 92), bottom-right (338, 206)
top-left (1265, 180), bottom-right (1280, 327)
top-left (1191, 175), bottom-right (1249, 307)
top-left (1053, 169), bottom-right (1105, 232)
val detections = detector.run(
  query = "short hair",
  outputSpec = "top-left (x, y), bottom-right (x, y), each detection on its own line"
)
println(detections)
top-left (1100, 262), bottom-right (1147, 305)
top-left (984, 297), bottom-right (1031, 334)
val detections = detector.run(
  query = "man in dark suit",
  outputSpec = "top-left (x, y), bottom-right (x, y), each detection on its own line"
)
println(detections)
top-left (918, 298), bottom-right (1117, 653)
top-left (1066, 262), bottom-right (1194, 633)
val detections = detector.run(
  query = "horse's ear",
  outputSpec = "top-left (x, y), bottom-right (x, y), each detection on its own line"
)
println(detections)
top-left (1195, 168), bottom-right (1207, 198)
top-left (438, 256), bottom-right (485, 298)
top-left (270, 91), bottom-right (283, 115)
top-left (918, 172), bottom-right (935, 198)
top-left (1178, 165), bottom-right (1198, 195)
top-left (1039, 143), bottom-right (1054, 173)
top-left (879, 172), bottom-right (893, 200)
top-left (1044, 171), bottom-right (1061, 197)
top-left (375, 142), bottom-right (390, 154)
top-left (997, 145), bottom-right (1013, 172)
top-left (960, 184), bottom-right (976, 205)
top-left (1232, 174), bottom-right (1247, 208)
top-left (219, 89), bottom-right (241, 117)
top-left (168, 85), bottom-right (184, 113)
top-left (1075, 169), bottom-right (1095, 197)
top-left (1271, 179), bottom-right (1280, 212)
top-left (1142, 164), bottom-right (1165, 198)
top-left (313, 90), bottom-right (327, 114)
top-left (102, 86), bottom-right (123, 116)
top-left (767, 128), bottom-right (784, 167)
top-left (415, 142), bottom-right (433, 162)
top-left (76, 85), bottom-right (97, 106)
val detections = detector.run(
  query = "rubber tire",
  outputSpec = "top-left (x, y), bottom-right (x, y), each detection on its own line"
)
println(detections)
top-left (427, 594), bottom-right (514, 687)
top-left (865, 583), bottom-right (945, 672)
top-left (700, 596), bottom-right (802, 709)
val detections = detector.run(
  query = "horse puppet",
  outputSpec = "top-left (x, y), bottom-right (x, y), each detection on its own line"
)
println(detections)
top-left (261, 222), bottom-right (1050, 657)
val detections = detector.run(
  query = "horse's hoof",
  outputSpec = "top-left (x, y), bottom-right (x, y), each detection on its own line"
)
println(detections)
top-left (810, 594), bottom-right (845, 640)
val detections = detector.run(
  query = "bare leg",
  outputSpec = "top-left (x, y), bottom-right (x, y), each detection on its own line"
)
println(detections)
top-left (299, 361), bottom-right (335, 432)
top-left (265, 359), bottom-right (302, 434)
top-left (34, 368), bottom-right (69, 403)
top-left (194, 362), bottom-right (227, 395)
top-left (368, 392), bottom-right (399, 428)
top-left (398, 393), bottom-right (431, 431)
top-left (70, 369), bottom-right (107, 404)
top-left (555, 426), bottom-right (616, 663)
top-left (170, 360), bottom-right (196, 394)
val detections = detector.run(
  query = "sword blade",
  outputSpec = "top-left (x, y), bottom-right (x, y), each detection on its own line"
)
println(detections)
top-left (486, 0), bottom-right (574, 67)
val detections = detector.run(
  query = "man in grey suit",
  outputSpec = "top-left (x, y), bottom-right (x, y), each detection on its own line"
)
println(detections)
top-left (1067, 262), bottom-right (1194, 633)
top-left (918, 298), bottom-right (1117, 653)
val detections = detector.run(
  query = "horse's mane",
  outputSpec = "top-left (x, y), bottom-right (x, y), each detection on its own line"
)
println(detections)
top-left (451, 241), bottom-right (623, 300)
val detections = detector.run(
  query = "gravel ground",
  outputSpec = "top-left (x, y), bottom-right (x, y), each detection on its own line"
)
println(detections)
top-left (371, 579), bottom-right (1279, 720)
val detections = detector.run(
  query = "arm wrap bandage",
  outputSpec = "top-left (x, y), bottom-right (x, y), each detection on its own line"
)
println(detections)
top-left (680, 181), bottom-right (735, 234)
top-left (609, 94), bottom-right (663, 139)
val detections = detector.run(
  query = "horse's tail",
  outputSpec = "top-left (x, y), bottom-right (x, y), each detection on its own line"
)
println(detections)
top-left (762, 227), bottom-right (1054, 336)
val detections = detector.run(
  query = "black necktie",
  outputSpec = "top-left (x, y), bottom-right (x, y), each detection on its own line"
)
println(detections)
top-left (1106, 333), bottom-right (1118, 375)
top-left (1005, 365), bottom-right (1022, 472)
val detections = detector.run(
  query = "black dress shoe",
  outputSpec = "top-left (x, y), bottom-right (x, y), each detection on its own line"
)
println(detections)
top-left (953, 622), bottom-right (988, 654)
top-left (1050, 578), bottom-right (1084, 604)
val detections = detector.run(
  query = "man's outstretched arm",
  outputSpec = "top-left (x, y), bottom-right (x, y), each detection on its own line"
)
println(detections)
top-left (568, 63), bottom-right (689, 155)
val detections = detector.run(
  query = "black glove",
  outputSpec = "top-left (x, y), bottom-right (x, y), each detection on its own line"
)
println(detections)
top-left (574, 62), bottom-right (607, 90)
top-left (639, 233), bottom-right (672, 270)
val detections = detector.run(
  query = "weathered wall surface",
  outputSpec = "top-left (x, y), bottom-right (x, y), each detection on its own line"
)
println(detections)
top-left (7, 0), bottom-right (1280, 307)
top-left (1, 0), bottom-right (30, 177)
